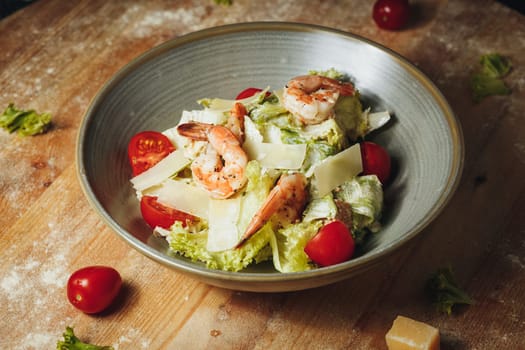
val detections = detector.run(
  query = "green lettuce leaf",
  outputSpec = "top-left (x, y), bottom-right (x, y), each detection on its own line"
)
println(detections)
top-left (471, 53), bottom-right (512, 102)
top-left (302, 194), bottom-right (337, 223)
top-left (167, 221), bottom-right (272, 272)
top-left (270, 220), bottom-right (323, 273)
top-left (308, 68), bottom-right (345, 80)
top-left (479, 53), bottom-right (511, 78)
top-left (333, 93), bottom-right (367, 142)
top-left (334, 175), bottom-right (384, 240)
top-left (165, 161), bottom-right (277, 272)
top-left (471, 73), bottom-right (511, 101)
top-left (0, 103), bottom-right (52, 136)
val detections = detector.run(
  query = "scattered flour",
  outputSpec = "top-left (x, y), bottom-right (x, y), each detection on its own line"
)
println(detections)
top-left (114, 328), bottom-right (152, 350)
top-left (0, 216), bottom-right (84, 348)
top-left (124, 5), bottom-right (207, 39)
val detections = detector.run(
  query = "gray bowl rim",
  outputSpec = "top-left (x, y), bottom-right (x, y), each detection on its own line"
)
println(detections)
top-left (76, 21), bottom-right (464, 289)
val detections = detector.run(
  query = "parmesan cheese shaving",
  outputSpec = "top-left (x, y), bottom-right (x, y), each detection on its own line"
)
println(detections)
top-left (130, 150), bottom-right (190, 192)
top-left (206, 197), bottom-right (241, 252)
top-left (156, 179), bottom-right (210, 219)
top-left (244, 141), bottom-right (307, 169)
top-left (313, 143), bottom-right (362, 197)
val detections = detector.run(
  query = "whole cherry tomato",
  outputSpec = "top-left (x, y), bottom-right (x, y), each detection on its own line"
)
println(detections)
top-left (128, 131), bottom-right (175, 176)
top-left (373, 0), bottom-right (410, 30)
top-left (304, 220), bottom-right (355, 267)
top-left (360, 141), bottom-right (391, 184)
top-left (67, 266), bottom-right (122, 314)
top-left (140, 195), bottom-right (196, 229)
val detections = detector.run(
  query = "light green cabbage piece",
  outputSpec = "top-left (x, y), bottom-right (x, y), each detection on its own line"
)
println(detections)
top-left (237, 161), bottom-right (280, 232)
top-left (167, 221), bottom-right (272, 272)
top-left (308, 68), bottom-right (345, 80)
top-left (300, 118), bottom-right (347, 149)
top-left (280, 117), bottom-right (348, 175)
top-left (334, 175), bottom-right (384, 234)
top-left (270, 220), bottom-right (323, 273)
top-left (248, 100), bottom-right (290, 124)
top-left (333, 93), bottom-right (367, 142)
top-left (302, 194), bottom-right (337, 223)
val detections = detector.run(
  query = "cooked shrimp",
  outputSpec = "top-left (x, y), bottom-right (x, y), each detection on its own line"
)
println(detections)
top-left (177, 103), bottom-right (248, 199)
top-left (177, 130), bottom-right (247, 200)
top-left (236, 172), bottom-right (308, 248)
top-left (282, 75), bottom-right (355, 125)
top-left (226, 102), bottom-right (247, 143)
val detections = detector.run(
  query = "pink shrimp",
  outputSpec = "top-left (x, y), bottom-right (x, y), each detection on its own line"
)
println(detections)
top-left (236, 172), bottom-right (308, 248)
top-left (225, 102), bottom-right (247, 143)
top-left (282, 75), bottom-right (355, 125)
top-left (177, 103), bottom-right (248, 199)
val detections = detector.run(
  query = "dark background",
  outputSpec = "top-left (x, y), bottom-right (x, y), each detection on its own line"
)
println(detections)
top-left (0, 1), bottom-right (524, 20)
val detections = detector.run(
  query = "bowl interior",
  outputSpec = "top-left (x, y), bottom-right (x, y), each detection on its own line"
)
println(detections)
top-left (77, 23), bottom-right (463, 292)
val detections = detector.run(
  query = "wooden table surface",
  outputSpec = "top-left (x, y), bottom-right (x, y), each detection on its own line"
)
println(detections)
top-left (1, 1), bottom-right (524, 349)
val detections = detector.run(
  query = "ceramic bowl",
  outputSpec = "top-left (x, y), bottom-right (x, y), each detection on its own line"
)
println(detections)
top-left (77, 22), bottom-right (463, 292)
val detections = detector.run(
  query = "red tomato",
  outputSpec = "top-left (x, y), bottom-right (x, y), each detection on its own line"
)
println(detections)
top-left (235, 87), bottom-right (263, 100)
top-left (67, 266), bottom-right (122, 314)
top-left (128, 131), bottom-right (175, 176)
top-left (304, 220), bottom-right (355, 267)
top-left (373, 0), bottom-right (410, 30)
top-left (360, 141), bottom-right (391, 184)
top-left (235, 87), bottom-right (273, 100)
top-left (140, 196), bottom-right (195, 229)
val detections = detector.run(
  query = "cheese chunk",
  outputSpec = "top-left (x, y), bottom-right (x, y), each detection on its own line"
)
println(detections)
top-left (385, 315), bottom-right (440, 350)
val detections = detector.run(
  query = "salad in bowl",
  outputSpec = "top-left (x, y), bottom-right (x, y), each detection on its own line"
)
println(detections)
top-left (127, 69), bottom-right (392, 273)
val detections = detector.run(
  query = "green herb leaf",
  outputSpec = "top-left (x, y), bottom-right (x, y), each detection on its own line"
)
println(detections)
top-left (425, 266), bottom-right (474, 315)
top-left (214, 0), bottom-right (233, 5)
top-left (470, 53), bottom-right (512, 102)
top-left (471, 73), bottom-right (511, 102)
top-left (479, 53), bottom-right (511, 78)
top-left (57, 326), bottom-right (114, 350)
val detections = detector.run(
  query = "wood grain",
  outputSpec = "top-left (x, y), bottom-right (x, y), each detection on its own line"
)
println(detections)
top-left (1, 0), bottom-right (524, 349)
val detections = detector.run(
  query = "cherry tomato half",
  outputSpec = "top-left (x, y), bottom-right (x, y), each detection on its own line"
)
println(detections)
top-left (140, 196), bottom-right (196, 229)
top-left (128, 131), bottom-right (175, 176)
top-left (360, 141), bottom-right (391, 184)
top-left (304, 220), bottom-right (355, 267)
top-left (235, 87), bottom-right (273, 100)
top-left (373, 0), bottom-right (410, 30)
top-left (67, 266), bottom-right (122, 314)
top-left (235, 87), bottom-right (263, 100)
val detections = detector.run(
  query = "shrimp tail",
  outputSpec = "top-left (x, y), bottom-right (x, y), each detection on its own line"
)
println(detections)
top-left (236, 173), bottom-right (307, 249)
top-left (177, 122), bottom-right (213, 141)
top-left (235, 187), bottom-right (281, 248)
top-left (227, 102), bottom-right (247, 143)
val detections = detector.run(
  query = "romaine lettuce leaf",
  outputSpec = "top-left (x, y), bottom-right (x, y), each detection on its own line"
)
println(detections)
top-left (0, 103), bottom-right (52, 136)
top-left (334, 175), bottom-right (384, 234)
top-left (302, 194), bottom-right (337, 223)
top-left (166, 221), bottom-right (272, 272)
top-left (270, 220), bottom-right (323, 273)
top-left (471, 53), bottom-right (512, 102)
top-left (162, 160), bottom-right (278, 271)
top-left (308, 68), bottom-right (345, 80)
top-left (333, 93), bottom-right (367, 141)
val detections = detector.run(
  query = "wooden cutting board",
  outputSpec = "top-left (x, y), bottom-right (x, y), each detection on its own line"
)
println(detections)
top-left (1, 1), bottom-right (524, 349)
